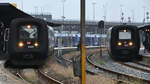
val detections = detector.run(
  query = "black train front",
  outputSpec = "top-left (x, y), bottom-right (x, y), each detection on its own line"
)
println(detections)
top-left (6, 18), bottom-right (53, 68)
top-left (107, 25), bottom-right (142, 61)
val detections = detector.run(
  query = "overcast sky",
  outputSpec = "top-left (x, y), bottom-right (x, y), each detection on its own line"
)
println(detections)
top-left (0, 0), bottom-right (150, 22)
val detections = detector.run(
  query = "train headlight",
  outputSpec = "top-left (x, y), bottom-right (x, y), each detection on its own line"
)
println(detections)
top-left (117, 42), bottom-right (122, 46)
top-left (129, 42), bottom-right (133, 46)
top-left (123, 29), bottom-right (127, 32)
top-left (27, 24), bottom-right (31, 29)
top-left (34, 42), bottom-right (39, 47)
top-left (18, 42), bottom-right (24, 48)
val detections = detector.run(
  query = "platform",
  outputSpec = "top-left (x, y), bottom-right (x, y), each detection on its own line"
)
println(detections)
top-left (0, 61), bottom-right (27, 84)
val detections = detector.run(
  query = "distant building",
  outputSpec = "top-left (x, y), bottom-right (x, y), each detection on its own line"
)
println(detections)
top-left (31, 14), bottom-right (52, 21)
top-left (31, 14), bottom-right (144, 34)
top-left (52, 20), bottom-right (144, 34)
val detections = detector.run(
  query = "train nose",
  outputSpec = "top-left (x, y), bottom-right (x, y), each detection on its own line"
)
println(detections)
top-left (120, 50), bottom-right (129, 54)
top-left (23, 54), bottom-right (34, 59)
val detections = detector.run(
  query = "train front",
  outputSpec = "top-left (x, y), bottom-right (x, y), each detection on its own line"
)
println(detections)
top-left (8, 18), bottom-right (48, 68)
top-left (110, 25), bottom-right (140, 61)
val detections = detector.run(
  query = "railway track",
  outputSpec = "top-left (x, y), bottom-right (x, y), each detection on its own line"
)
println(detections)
top-left (118, 55), bottom-right (150, 74)
top-left (15, 54), bottom-right (150, 84)
top-left (38, 69), bottom-right (63, 84)
top-left (133, 62), bottom-right (150, 68)
top-left (16, 70), bottom-right (33, 84)
top-left (118, 62), bottom-right (150, 74)
top-left (15, 69), bottom-right (63, 84)
top-left (86, 54), bottom-right (150, 83)
top-left (61, 49), bottom-right (102, 74)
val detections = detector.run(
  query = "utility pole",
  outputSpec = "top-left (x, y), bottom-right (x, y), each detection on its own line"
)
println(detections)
top-left (61, 0), bottom-right (66, 47)
top-left (21, 0), bottom-right (23, 11)
top-left (41, 7), bottom-right (43, 15)
top-left (131, 10), bottom-right (134, 23)
top-left (90, 2), bottom-right (96, 46)
top-left (143, 6), bottom-right (146, 24)
top-left (120, 5), bottom-right (124, 23)
top-left (128, 17), bottom-right (131, 23)
top-left (62, 0), bottom-right (66, 21)
top-left (103, 4), bottom-right (107, 22)
top-left (57, 0), bottom-right (66, 58)
top-left (146, 11), bottom-right (149, 23)
top-left (92, 2), bottom-right (96, 21)
top-left (34, 6), bottom-right (38, 15)
top-left (80, 0), bottom-right (86, 84)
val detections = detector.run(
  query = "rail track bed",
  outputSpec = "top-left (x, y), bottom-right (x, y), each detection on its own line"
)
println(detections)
top-left (38, 69), bottom-right (63, 84)
top-left (9, 49), bottom-right (150, 84)
top-left (0, 62), bottom-right (28, 84)
top-left (61, 49), bottom-right (101, 74)
top-left (49, 49), bottom-right (116, 84)
top-left (40, 55), bottom-right (80, 84)
top-left (87, 53), bottom-right (150, 84)
top-left (12, 68), bottom-right (63, 84)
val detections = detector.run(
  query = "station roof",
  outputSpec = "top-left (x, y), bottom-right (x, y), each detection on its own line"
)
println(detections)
top-left (0, 3), bottom-right (32, 27)
top-left (0, 3), bottom-right (60, 27)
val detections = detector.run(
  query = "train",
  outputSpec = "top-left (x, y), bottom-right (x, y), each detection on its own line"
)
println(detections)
top-left (107, 25), bottom-right (141, 61)
top-left (54, 33), bottom-right (107, 47)
top-left (0, 3), bottom-right (57, 68)
top-left (138, 25), bottom-right (150, 52)
top-left (5, 18), bottom-right (55, 68)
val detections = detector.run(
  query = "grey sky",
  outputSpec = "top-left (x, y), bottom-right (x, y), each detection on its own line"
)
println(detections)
top-left (0, 0), bottom-right (150, 22)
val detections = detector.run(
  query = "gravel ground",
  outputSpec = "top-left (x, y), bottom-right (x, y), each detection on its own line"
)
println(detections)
top-left (125, 62), bottom-right (150, 71)
top-left (42, 49), bottom-right (117, 84)
top-left (89, 53), bottom-right (150, 82)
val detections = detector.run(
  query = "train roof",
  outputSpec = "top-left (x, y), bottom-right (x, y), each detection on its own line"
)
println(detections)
top-left (138, 24), bottom-right (150, 30)
top-left (110, 25), bottom-right (137, 30)
top-left (0, 3), bottom-right (61, 27)
top-left (114, 25), bottom-right (137, 28)
top-left (47, 21), bottom-right (61, 27)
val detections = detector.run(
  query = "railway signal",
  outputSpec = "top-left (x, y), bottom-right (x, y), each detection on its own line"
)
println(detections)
top-left (98, 20), bottom-right (104, 29)
top-left (98, 20), bottom-right (104, 56)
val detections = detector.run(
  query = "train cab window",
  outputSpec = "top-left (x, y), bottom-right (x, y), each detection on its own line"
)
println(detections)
top-left (119, 30), bottom-right (131, 40)
top-left (19, 25), bottom-right (38, 40)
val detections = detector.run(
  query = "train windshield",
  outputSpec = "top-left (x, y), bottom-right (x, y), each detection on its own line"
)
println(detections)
top-left (19, 25), bottom-right (38, 39)
top-left (119, 30), bottom-right (131, 39)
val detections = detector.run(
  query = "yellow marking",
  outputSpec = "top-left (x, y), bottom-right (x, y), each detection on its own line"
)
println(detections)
top-left (81, 44), bottom-right (86, 84)
top-left (11, 3), bottom-right (17, 8)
